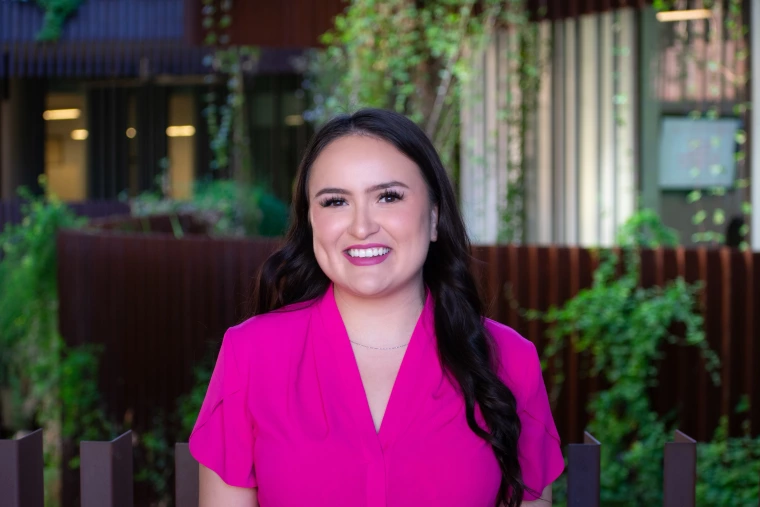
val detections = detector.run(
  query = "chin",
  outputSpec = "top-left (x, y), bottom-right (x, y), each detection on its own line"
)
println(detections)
top-left (337, 277), bottom-right (393, 298)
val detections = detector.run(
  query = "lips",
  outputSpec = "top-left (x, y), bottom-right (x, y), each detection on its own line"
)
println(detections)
top-left (343, 244), bottom-right (391, 266)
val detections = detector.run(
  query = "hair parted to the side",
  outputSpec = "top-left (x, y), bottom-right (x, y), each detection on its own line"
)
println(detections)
top-left (251, 108), bottom-right (526, 506)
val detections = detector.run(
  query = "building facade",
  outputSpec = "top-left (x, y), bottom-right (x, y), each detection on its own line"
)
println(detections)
top-left (461, 0), bottom-right (760, 249)
top-left (0, 0), bottom-right (344, 203)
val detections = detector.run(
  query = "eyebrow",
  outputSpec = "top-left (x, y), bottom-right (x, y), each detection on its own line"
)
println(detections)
top-left (313, 180), bottom-right (410, 198)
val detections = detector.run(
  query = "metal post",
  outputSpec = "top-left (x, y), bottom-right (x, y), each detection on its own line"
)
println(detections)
top-left (0, 429), bottom-right (44, 507)
top-left (80, 431), bottom-right (133, 507)
top-left (663, 429), bottom-right (696, 507)
top-left (175, 443), bottom-right (199, 507)
top-left (567, 430), bottom-right (601, 507)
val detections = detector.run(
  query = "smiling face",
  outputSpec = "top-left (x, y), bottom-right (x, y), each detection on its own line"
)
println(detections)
top-left (307, 134), bottom-right (438, 299)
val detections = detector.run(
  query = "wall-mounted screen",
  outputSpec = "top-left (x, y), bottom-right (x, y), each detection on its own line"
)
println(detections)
top-left (658, 116), bottom-right (741, 189)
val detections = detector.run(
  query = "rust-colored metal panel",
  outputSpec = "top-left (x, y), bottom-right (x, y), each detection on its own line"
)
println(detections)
top-left (185, 0), bottom-right (347, 48)
top-left (55, 233), bottom-right (760, 461)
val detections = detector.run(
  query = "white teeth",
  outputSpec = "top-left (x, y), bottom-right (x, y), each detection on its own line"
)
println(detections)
top-left (347, 247), bottom-right (390, 258)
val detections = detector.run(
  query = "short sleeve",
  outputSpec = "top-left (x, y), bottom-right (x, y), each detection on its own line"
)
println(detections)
top-left (517, 343), bottom-right (564, 501)
top-left (188, 329), bottom-right (257, 488)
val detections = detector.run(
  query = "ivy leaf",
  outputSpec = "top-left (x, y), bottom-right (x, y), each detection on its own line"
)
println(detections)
top-left (713, 209), bottom-right (725, 225)
top-left (693, 210), bottom-right (707, 225)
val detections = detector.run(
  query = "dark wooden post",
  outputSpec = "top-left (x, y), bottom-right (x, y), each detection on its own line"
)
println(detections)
top-left (0, 429), bottom-right (44, 507)
top-left (80, 431), bottom-right (133, 507)
top-left (567, 431), bottom-right (600, 507)
top-left (663, 429), bottom-right (696, 507)
top-left (175, 443), bottom-right (199, 507)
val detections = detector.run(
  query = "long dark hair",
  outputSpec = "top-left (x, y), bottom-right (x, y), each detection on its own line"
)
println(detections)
top-left (252, 108), bottom-right (525, 506)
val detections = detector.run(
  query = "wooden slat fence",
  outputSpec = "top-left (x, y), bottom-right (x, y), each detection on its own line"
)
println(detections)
top-left (468, 244), bottom-right (760, 444)
top-left (1, 428), bottom-right (734, 507)
top-left (55, 231), bottom-right (760, 446)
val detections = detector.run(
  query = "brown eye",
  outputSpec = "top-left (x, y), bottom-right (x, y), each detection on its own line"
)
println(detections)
top-left (379, 190), bottom-right (404, 203)
top-left (320, 197), bottom-right (347, 207)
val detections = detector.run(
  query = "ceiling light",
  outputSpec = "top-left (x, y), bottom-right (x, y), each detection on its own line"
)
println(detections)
top-left (284, 114), bottom-right (304, 127)
top-left (656, 9), bottom-right (712, 22)
top-left (70, 129), bottom-right (88, 140)
top-left (166, 125), bottom-right (196, 137)
top-left (43, 108), bottom-right (81, 121)
top-left (126, 127), bottom-right (137, 139)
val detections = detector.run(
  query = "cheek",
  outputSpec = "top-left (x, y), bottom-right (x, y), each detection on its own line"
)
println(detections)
top-left (385, 207), bottom-right (430, 239)
top-left (309, 209), bottom-right (345, 246)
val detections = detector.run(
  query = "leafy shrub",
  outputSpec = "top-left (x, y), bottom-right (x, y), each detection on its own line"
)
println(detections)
top-left (130, 179), bottom-right (289, 237)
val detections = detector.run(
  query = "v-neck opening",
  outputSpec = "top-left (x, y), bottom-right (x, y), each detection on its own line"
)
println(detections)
top-left (319, 284), bottom-right (435, 444)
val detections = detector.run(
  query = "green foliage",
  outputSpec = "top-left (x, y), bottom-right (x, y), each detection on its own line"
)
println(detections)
top-left (134, 415), bottom-right (174, 506)
top-left (526, 210), bottom-right (720, 506)
top-left (130, 179), bottom-right (289, 237)
top-left (0, 185), bottom-right (114, 504)
top-left (0, 186), bottom-right (84, 430)
top-left (304, 0), bottom-right (520, 169)
top-left (202, 47), bottom-right (260, 175)
top-left (29, 0), bottom-right (85, 41)
top-left (177, 362), bottom-right (214, 440)
top-left (696, 402), bottom-right (760, 506)
top-left (60, 346), bottom-right (114, 444)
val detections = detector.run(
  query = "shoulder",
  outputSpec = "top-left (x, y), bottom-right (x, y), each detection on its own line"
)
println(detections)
top-left (222, 299), bottom-right (317, 359)
top-left (483, 318), bottom-right (541, 399)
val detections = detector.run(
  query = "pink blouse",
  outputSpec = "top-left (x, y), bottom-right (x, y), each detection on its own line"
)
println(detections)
top-left (189, 285), bottom-right (564, 506)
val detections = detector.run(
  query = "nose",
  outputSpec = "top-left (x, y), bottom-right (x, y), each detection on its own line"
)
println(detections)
top-left (347, 202), bottom-right (379, 239)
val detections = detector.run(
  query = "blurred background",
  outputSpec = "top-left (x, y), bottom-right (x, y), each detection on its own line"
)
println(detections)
top-left (0, 1), bottom-right (759, 506)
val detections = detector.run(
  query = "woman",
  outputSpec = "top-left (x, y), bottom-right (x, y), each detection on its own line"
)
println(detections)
top-left (189, 109), bottom-right (564, 507)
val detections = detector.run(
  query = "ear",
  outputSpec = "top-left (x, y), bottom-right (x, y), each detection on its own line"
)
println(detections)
top-left (430, 205), bottom-right (439, 242)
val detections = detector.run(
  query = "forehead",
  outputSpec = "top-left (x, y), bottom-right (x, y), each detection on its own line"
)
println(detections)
top-left (308, 135), bottom-right (425, 190)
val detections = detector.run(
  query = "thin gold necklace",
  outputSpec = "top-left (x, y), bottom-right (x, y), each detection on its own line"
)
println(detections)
top-left (349, 339), bottom-right (409, 351)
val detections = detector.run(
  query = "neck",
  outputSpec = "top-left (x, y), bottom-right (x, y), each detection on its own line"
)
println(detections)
top-left (334, 280), bottom-right (426, 348)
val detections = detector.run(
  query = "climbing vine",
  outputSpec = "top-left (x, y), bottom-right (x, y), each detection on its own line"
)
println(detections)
top-left (524, 210), bottom-right (721, 505)
top-left (304, 1), bottom-right (542, 186)
top-left (200, 0), bottom-right (259, 180)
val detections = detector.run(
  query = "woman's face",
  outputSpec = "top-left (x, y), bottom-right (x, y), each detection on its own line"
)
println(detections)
top-left (307, 135), bottom-right (438, 299)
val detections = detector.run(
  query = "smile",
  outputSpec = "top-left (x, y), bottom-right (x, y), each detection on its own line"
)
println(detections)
top-left (346, 247), bottom-right (391, 258)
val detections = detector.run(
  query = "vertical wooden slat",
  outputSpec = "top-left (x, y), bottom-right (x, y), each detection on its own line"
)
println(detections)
top-left (748, 251), bottom-right (759, 435)
top-left (614, 8), bottom-right (636, 229)
top-left (0, 429), bottom-right (44, 507)
top-left (567, 247), bottom-right (581, 441)
top-left (484, 33), bottom-right (498, 242)
top-left (720, 248), bottom-right (733, 428)
top-left (598, 10), bottom-right (615, 246)
top-left (174, 443), bottom-right (199, 507)
top-left (551, 21), bottom-right (566, 243)
top-left (663, 430), bottom-right (696, 507)
top-left (567, 431), bottom-right (601, 507)
top-left (80, 431), bottom-right (133, 507)
top-left (535, 20), bottom-right (553, 244)
top-left (578, 13), bottom-right (599, 246)
top-left (563, 18), bottom-right (579, 245)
